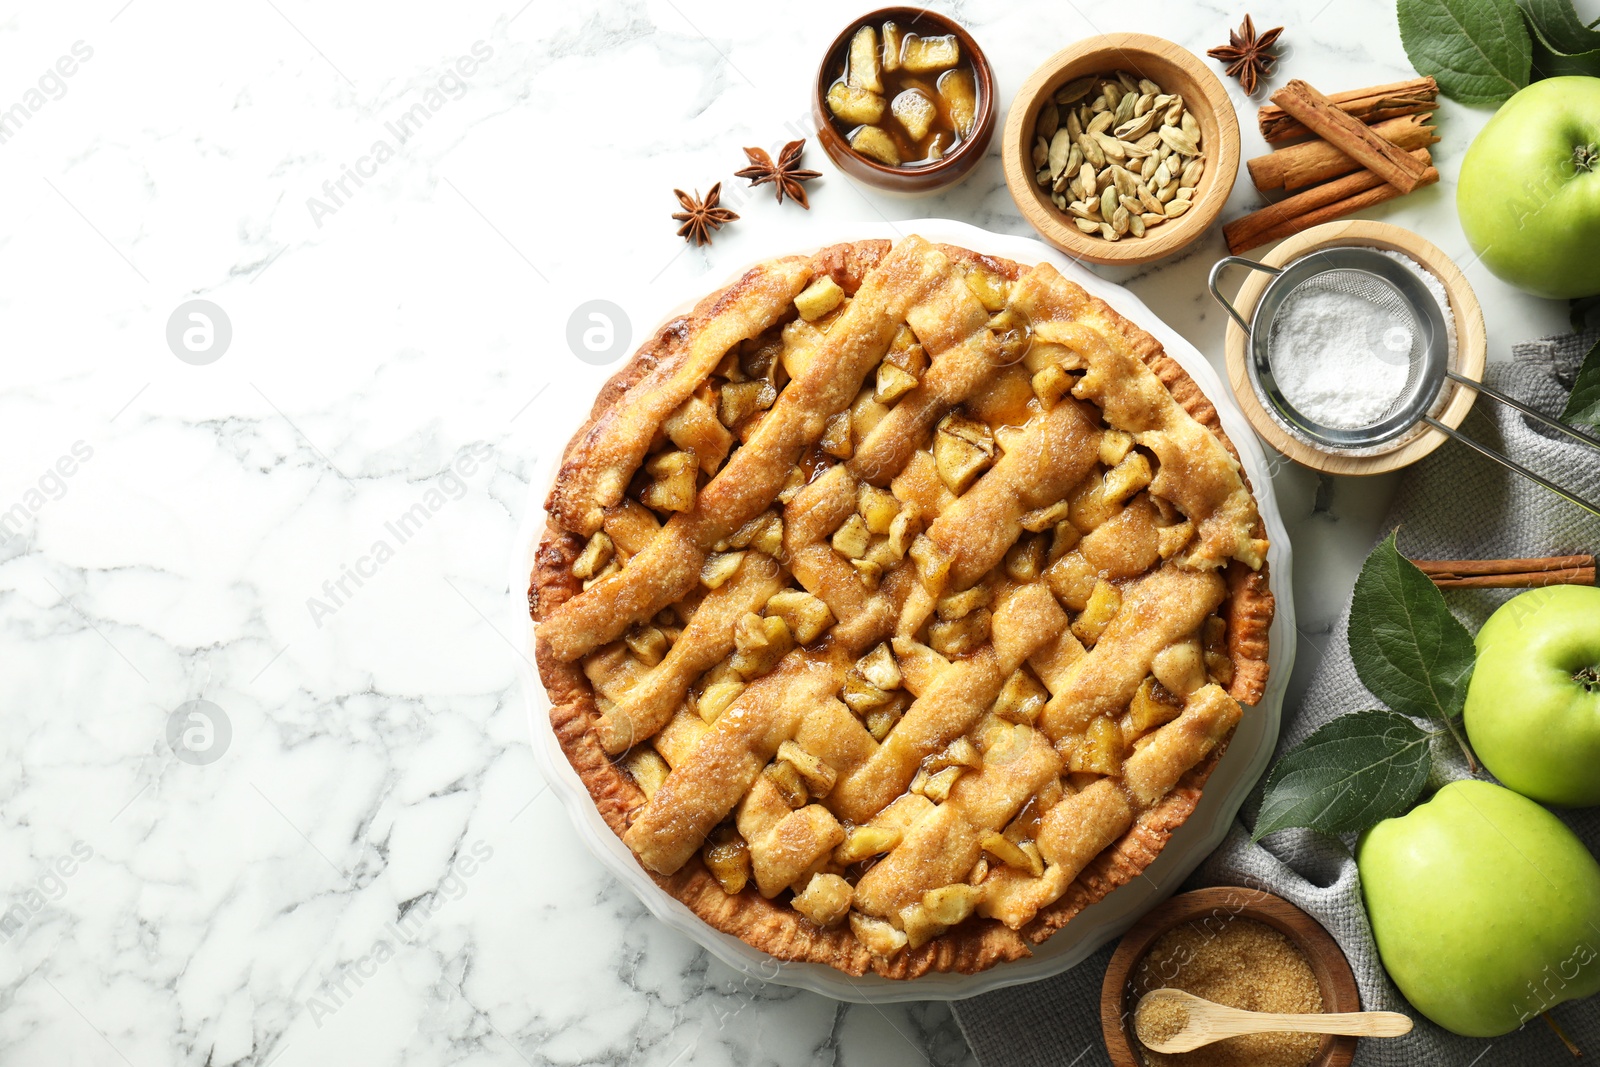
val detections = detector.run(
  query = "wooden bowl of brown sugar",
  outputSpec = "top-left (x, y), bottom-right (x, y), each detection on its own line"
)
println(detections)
top-left (1101, 887), bottom-right (1361, 1067)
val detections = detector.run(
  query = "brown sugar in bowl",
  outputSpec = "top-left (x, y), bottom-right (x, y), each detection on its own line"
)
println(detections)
top-left (1003, 34), bottom-right (1240, 265)
top-left (813, 8), bottom-right (997, 194)
top-left (1101, 887), bottom-right (1361, 1067)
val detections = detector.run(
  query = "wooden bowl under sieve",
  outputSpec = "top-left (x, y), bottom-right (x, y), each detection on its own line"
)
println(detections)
top-left (1219, 220), bottom-right (1487, 476)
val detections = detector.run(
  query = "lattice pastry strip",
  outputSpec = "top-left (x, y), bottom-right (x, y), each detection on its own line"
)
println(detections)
top-left (1010, 265), bottom-right (1266, 570)
top-left (736, 777), bottom-right (845, 899)
top-left (1038, 565), bottom-right (1226, 741)
top-left (550, 260), bottom-right (813, 536)
top-left (542, 238), bottom-right (973, 664)
top-left (622, 650), bottom-right (842, 874)
top-left (735, 692), bottom-right (885, 899)
top-left (828, 583), bottom-right (1065, 824)
top-left (848, 294), bottom-right (993, 485)
top-left (826, 398), bottom-right (1100, 658)
top-left (852, 720), bottom-right (1062, 920)
top-left (920, 398), bottom-right (1102, 592)
top-left (781, 465), bottom-right (885, 642)
top-left (593, 552), bottom-right (784, 754)
top-left (977, 683), bottom-right (1241, 931)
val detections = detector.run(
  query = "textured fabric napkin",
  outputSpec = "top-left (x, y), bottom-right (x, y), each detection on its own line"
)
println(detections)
top-left (953, 329), bottom-right (1600, 1067)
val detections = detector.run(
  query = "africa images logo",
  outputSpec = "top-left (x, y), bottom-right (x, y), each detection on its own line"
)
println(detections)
top-left (0, 441), bottom-right (93, 543)
top-left (0, 842), bottom-right (94, 946)
top-left (305, 443), bottom-right (492, 627)
top-left (305, 41), bottom-right (494, 228)
top-left (166, 299), bottom-right (232, 365)
top-left (301, 840), bottom-right (493, 1026)
top-left (0, 41), bottom-right (93, 146)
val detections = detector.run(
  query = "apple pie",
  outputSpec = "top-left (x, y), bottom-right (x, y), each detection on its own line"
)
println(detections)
top-left (531, 235), bottom-right (1273, 978)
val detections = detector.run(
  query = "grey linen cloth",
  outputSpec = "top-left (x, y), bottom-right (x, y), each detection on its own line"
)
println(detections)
top-left (953, 330), bottom-right (1600, 1066)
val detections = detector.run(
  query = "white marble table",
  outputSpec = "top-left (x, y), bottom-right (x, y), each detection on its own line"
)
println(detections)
top-left (0, 2), bottom-right (1577, 1065)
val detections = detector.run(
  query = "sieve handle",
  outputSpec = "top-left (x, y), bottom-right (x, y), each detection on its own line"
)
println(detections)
top-left (1423, 417), bottom-right (1600, 520)
top-left (1207, 257), bottom-right (1282, 334)
top-left (1446, 370), bottom-right (1600, 453)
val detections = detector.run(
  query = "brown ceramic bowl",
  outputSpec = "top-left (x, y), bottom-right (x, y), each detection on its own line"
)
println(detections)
top-left (813, 8), bottom-right (997, 194)
top-left (1101, 887), bottom-right (1360, 1067)
top-left (1002, 34), bottom-right (1240, 265)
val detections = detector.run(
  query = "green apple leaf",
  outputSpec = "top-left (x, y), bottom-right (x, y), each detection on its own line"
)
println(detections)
top-left (1518, 0), bottom-right (1600, 53)
top-left (1254, 710), bottom-right (1434, 840)
top-left (1349, 532), bottom-right (1478, 723)
top-left (1516, 0), bottom-right (1600, 77)
top-left (1562, 334), bottom-right (1600, 429)
top-left (1398, 0), bottom-right (1532, 104)
top-left (1528, 39), bottom-right (1600, 78)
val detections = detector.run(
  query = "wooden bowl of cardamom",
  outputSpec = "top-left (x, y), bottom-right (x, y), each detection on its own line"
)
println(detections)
top-left (1002, 34), bottom-right (1240, 265)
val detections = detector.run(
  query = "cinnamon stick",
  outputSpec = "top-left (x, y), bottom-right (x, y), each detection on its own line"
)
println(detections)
top-left (1412, 555), bottom-right (1597, 589)
top-left (1225, 148), bottom-right (1435, 254)
top-left (1258, 77), bottom-right (1437, 143)
top-left (1270, 80), bottom-right (1432, 193)
top-left (1248, 113), bottom-right (1438, 191)
top-left (1430, 569), bottom-right (1595, 588)
top-left (1228, 161), bottom-right (1440, 252)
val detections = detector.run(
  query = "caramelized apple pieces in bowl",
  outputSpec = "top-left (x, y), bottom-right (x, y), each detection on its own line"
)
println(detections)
top-left (821, 14), bottom-right (985, 171)
top-left (827, 22), bottom-right (974, 167)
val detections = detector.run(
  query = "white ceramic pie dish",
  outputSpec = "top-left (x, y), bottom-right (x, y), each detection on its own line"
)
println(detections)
top-left (509, 218), bottom-right (1296, 1003)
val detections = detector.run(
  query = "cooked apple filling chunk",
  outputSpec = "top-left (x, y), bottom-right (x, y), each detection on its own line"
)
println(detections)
top-left (933, 412), bottom-right (996, 493)
top-left (703, 827), bottom-right (751, 894)
top-left (835, 824), bottom-right (902, 864)
top-left (641, 450), bottom-right (697, 512)
top-left (929, 607), bottom-right (991, 657)
top-left (764, 589), bottom-right (835, 645)
top-left (732, 612), bottom-right (794, 679)
top-left (795, 276), bottom-right (845, 321)
top-left (571, 531), bottom-right (614, 580)
top-left (793, 872), bottom-right (853, 926)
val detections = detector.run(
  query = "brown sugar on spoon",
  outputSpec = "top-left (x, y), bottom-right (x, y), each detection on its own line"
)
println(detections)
top-left (1135, 997), bottom-right (1191, 1047)
top-left (1131, 917), bottom-right (1324, 1067)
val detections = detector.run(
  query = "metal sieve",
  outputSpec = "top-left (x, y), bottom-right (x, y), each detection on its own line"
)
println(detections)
top-left (1209, 246), bottom-right (1600, 519)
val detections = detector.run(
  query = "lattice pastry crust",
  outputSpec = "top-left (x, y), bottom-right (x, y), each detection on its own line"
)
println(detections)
top-left (531, 237), bottom-right (1274, 978)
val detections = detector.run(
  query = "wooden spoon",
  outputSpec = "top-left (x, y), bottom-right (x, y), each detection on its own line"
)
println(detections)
top-left (1133, 988), bottom-right (1413, 1054)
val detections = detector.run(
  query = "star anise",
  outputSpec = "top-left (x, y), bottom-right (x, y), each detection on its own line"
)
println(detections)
top-left (1207, 15), bottom-right (1284, 96)
top-left (671, 183), bottom-right (739, 246)
top-left (734, 138), bottom-right (822, 209)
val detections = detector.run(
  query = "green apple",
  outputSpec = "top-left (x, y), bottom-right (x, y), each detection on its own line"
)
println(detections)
top-left (1464, 585), bottom-right (1600, 807)
top-left (1457, 76), bottom-right (1600, 299)
top-left (1358, 780), bottom-right (1600, 1037)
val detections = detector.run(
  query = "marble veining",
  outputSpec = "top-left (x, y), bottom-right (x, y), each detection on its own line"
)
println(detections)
top-left (0, 1), bottom-right (1573, 1064)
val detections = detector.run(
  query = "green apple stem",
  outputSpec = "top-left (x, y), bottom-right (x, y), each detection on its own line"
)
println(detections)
top-left (1542, 1011), bottom-right (1582, 1058)
top-left (1576, 664), bottom-right (1600, 694)
top-left (1574, 143), bottom-right (1598, 174)
top-left (1439, 715), bottom-right (1478, 774)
